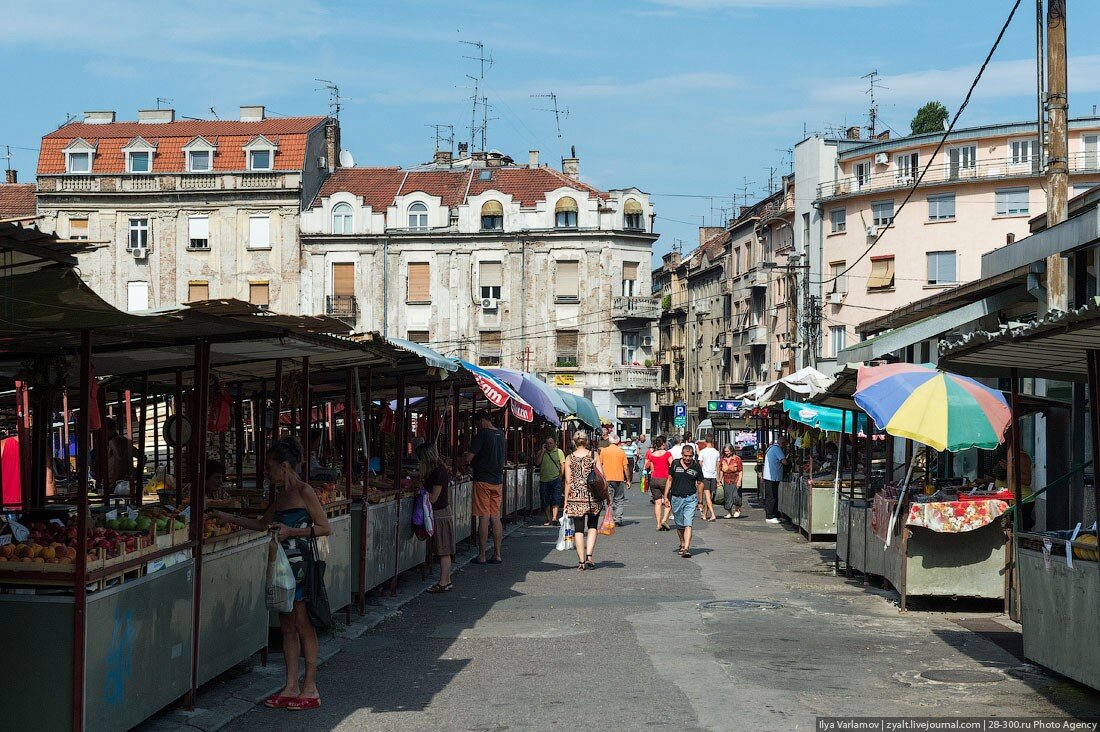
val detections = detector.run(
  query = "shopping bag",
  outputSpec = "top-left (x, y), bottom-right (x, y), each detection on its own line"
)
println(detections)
top-left (556, 515), bottom-right (573, 551)
top-left (714, 483), bottom-right (725, 504)
top-left (412, 488), bottom-right (434, 540)
top-left (265, 537), bottom-right (296, 613)
top-left (640, 473), bottom-right (648, 493)
top-left (304, 528), bottom-right (333, 628)
top-left (598, 504), bottom-right (615, 536)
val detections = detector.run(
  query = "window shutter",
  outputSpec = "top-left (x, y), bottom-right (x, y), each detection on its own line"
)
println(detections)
top-left (623, 199), bottom-right (643, 215)
top-left (555, 197), bottom-right (578, 213)
top-left (481, 200), bottom-right (504, 216)
top-left (332, 263), bottom-right (355, 296)
top-left (69, 218), bottom-right (88, 239)
top-left (188, 281), bottom-right (209, 302)
top-left (623, 262), bottom-right (639, 281)
top-left (480, 331), bottom-right (502, 354)
top-left (249, 282), bottom-right (270, 306)
top-left (249, 216), bottom-right (270, 248)
top-left (127, 282), bottom-right (149, 312)
top-left (407, 262), bottom-right (431, 303)
top-left (480, 261), bottom-right (503, 288)
top-left (555, 260), bottom-right (579, 301)
top-left (867, 257), bottom-right (895, 290)
top-left (188, 216), bottom-right (209, 239)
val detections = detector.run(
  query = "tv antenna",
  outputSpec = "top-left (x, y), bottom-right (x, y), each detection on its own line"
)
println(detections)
top-left (775, 147), bottom-right (793, 174)
top-left (862, 70), bottom-right (888, 138)
top-left (461, 41), bottom-right (493, 151)
top-left (209, 107), bottom-right (220, 120)
top-left (532, 92), bottom-right (569, 139)
top-left (156, 97), bottom-right (173, 110)
top-left (427, 124), bottom-right (455, 156)
top-left (315, 79), bottom-right (342, 120)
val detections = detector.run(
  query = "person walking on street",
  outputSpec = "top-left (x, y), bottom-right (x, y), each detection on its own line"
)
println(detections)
top-left (536, 436), bottom-right (566, 526)
top-left (622, 436), bottom-right (637, 482)
top-left (669, 436), bottom-right (684, 462)
top-left (762, 436), bottom-right (787, 524)
top-left (697, 439), bottom-right (720, 521)
top-left (662, 443), bottom-right (703, 558)
top-left (644, 435), bottom-right (673, 531)
top-left (563, 432), bottom-right (602, 570)
top-left (719, 445), bottom-right (744, 519)
top-left (599, 434), bottom-right (629, 526)
top-left (464, 410), bottom-right (506, 564)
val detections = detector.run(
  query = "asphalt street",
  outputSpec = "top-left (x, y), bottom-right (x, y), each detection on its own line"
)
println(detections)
top-left (226, 475), bottom-right (1100, 732)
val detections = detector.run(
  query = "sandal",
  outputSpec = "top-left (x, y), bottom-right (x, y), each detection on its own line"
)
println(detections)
top-left (577, 562), bottom-right (587, 571)
top-left (287, 696), bottom-right (321, 711)
top-left (681, 551), bottom-right (692, 559)
top-left (585, 555), bottom-right (595, 569)
top-left (426, 582), bottom-right (453, 593)
top-left (264, 695), bottom-right (297, 709)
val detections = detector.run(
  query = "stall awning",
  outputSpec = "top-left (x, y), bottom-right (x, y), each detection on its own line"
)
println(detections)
top-left (738, 366), bottom-right (834, 406)
top-left (783, 399), bottom-right (867, 433)
top-left (555, 389), bottom-right (601, 430)
top-left (384, 336), bottom-right (459, 372)
top-left (456, 359), bottom-right (534, 423)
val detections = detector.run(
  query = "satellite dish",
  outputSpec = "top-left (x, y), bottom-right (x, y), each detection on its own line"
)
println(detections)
top-left (339, 149), bottom-right (355, 167)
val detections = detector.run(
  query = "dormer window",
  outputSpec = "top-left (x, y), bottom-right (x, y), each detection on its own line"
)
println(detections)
top-left (624, 199), bottom-right (644, 230)
top-left (67, 152), bottom-right (90, 173)
top-left (249, 149), bottom-right (271, 171)
top-left (480, 200), bottom-right (504, 231)
top-left (555, 196), bottom-right (578, 228)
top-left (408, 202), bottom-right (429, 230)
top-left (122, 137), bottom-right (156, 174)
top-left (243, 136), bottom-right (277, 171)
top-left (188, 150), bottom-right (211, 172)
top-left (332, 203), bottom-right (353, 234)
top-left (128, 151), bottom-right (151, 173)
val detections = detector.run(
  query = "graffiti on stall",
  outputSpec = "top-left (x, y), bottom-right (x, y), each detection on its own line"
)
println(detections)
top-left (105, 607), bottom-right (137, 706)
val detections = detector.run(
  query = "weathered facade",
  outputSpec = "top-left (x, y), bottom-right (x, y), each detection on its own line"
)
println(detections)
top-left (299, 150), bottom-right (660, 435)
top-left (35, 107), bottom-right (336, 314)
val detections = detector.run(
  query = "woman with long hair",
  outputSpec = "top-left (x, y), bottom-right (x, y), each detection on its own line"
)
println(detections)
top-left (212, 435), bottom-right (330, 711)
top-left (562, 431), bottom-right (602, 570)
top-left (414, 442), bottom-right (456, 593)
top-left (719, 444), bottom-right (744, 519)
top-left (644, 435), bottom-right (673, 531)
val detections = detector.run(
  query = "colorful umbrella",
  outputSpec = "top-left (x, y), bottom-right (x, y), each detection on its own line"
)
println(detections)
top-left (456, 360), bottom-right (534, 423)
top-left (853, 363), bottom-right (1010, 452)
top-left (488, 368), bottom-right (562, 426)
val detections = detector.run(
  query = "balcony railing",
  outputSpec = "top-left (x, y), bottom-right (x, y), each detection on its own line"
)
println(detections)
top-left (815, 152), bottom-right (1100, 201)
top-left (611, 295), bottom-right (661, 321)
top-left (326, 294), bottom-right (357, 318)
top-left (657, 387), bottom-right (679, 407)
top-left (611, 366), bottom-right (659, 390)
top-left (42, 171), bottom-right (299, 194)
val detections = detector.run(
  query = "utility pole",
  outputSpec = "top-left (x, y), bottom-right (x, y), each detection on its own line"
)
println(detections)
top-left (1044, 0), bottom-right (1070, 310)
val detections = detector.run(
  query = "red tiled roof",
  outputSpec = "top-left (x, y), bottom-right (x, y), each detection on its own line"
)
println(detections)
top-left (312, 166), bottom-right (607, 210)
top-left (0, 184), bottom-right (36, 218)
top-left (37, 117), bottom-right (327, 175)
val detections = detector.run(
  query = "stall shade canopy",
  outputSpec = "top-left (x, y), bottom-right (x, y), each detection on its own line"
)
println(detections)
top-left (738, 366), bottom-right (834, 406)
top-left (782, 400), bottom-right (868, 433)
top-left (556, 390), bottom-right (601, 430)
top-left (456, 359), bottom-right (534, 423)
top-left (384, 336), bottom-right (459, 373)
top-left (487, 368), bottom-right (562, 426)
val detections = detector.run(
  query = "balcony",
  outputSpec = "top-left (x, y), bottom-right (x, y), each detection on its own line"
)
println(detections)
top-left (717, 330), bottom-right (735, 348)
top-left (657, 387), bottom-right (679, 407)
top-left (40, 171), bottom-right (300, 194)
top-left (745, 268), bottom-right (768, 290)
top-left (325, 294), bottom-right (358, 325)
top-left (611, 295), bottom-right (661, 322)
top-left (813, 152), bottom-right (1100, 201)
top-left (611, 366), bottom-right (659, 390)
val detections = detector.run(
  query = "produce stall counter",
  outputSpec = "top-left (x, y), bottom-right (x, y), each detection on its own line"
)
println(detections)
top-left (782, 474), bottom-right (843, 540)
top-left (0, 560), bottom-right (195, 732)
top-left (270, 501), bottom-right (352, 626)
top-left (198, 534), bottom-right (267, 686)
top-left (778, 477), bottom-right (798, 523)
top-left (1017, 533), bottom-right (1100, 691)
top-left (837, 497), bottom-right (886, 579)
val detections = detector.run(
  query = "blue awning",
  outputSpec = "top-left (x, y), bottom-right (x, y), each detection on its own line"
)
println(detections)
top-left (384, 337), bottom-right (459, 372)
top-left (783, 400), bottom-right (868, 433)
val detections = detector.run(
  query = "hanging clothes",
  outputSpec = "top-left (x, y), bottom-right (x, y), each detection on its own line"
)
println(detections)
top-left (1, 436), bottom-right (22, 509)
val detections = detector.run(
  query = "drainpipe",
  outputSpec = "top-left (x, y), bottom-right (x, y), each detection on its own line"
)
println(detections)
top-left (520, 238), bottom-right (526, 370)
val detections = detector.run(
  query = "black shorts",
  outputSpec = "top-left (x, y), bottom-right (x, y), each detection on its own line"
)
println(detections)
top-left (569, 512), bottom-right (602, 532)
top-left (702, 477), bottom-right (717, 492)
top-left (649, 478), bottom-right (666, 498)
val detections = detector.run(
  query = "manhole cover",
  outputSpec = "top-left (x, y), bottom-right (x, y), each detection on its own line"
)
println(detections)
top-left (700, 599), bottom-right (782, 611)
top-left (920, 669), bottom-right (1003, 684)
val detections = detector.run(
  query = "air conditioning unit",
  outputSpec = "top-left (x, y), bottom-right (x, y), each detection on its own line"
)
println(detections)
top-left (318, 155), bottom-right (327, 169)
top-left (828, 291), bottom-right (843, 305)
top-left (875, 152), bottom-right (890, 165)
top-left (131, 247), bottom-right (148, 260)
top-left (480, 297), bottom-right (499, 311)
top-left (866, 225), bottom-right (878, 238)
top-left (641, 335), bottom-right (654, 347)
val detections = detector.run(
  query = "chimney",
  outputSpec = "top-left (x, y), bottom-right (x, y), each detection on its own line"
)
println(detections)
top-left (138, 109), bottom-right (175, 124)
top-left (698, 226), bottom-right (724, 246)
top-left (5, 169), bottom-right (17, 184)
top-left (875, 130), bottom-right (890, 140)
top-left (561, 145), bottom-right (580, 179)
top-left (83, 111), bottom-right (116, 125)
top-left (529, 150), bottom-right (540, 167)
top-left (433, 149), bottom-right (453, 166)
top-left (457, 142), bottom-right (469, 158)
top-left (325, 118), bottom-right (341, 172)
top-left (240, 105), bottom-right (266, 122)
top-left (845, 126), bottom-right (862, 140)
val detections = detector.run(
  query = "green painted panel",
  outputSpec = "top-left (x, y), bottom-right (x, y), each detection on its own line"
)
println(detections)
top-left (396, 497), bottom-right (425, 574)
top-left (808, 486), bottom-right (837, 535)
top-left (901, 524), bottom-right (1006, 599)
top-left (325, 514), bottom-right (352, 612)
top-left (85, 561), bottom-right (195, 732)
top-left (0, 595), bottom-right (75, 731)
top-left (198, 538), bottom-right (267, 686)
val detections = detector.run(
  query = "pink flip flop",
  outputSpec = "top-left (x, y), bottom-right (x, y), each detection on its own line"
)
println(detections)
top-left (264, 695), bottom-right (296, 709)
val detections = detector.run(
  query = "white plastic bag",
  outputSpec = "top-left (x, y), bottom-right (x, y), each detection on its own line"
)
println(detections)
top-left (265, 537), bottom-right (296, 612)
top-left (556, 515), bottom-right (573, 552)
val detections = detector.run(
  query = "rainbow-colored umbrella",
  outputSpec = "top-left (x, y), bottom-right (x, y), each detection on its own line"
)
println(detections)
top-left (853, 363), bottom-right (1010, 452)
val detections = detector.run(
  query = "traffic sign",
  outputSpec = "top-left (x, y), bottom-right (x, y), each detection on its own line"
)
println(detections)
top-left (673, 402), bottom-right (687, 429)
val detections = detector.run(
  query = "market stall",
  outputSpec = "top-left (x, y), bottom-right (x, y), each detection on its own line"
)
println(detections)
top-left (940, 302), bottom-right (1100, 691)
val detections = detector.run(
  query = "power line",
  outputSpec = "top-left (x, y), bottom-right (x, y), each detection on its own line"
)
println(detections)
top-left (814, 0), bottom-right (1023, 286)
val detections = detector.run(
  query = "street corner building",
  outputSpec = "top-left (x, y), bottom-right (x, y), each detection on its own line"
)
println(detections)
top-left (34, 106), bottom-right (339, 315)
top-left (297, 147), bottom-right (661, 437)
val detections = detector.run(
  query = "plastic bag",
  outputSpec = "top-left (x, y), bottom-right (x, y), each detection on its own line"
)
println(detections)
top-left (265, 537), bottom-right (296, 613)
top-left (598, 504), bottom-right (615, 536)
top-left (412, 489), bottom-right (435, 540)
top-left (640, 473), bottom-right (648, 493)
top-left (556, 515), bottom-right (573, 551)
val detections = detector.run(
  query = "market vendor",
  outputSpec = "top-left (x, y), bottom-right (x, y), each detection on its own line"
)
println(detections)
top-left (205, 460), bottom-right (229, 500)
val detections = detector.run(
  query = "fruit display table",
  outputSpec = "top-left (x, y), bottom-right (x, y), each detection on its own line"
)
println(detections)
top-left (197, 534), bottom-right (267, 686)
top-left (0, 560), bottom-right (195, 732)
top-left (1016, 532), bottom-right (1100, 691)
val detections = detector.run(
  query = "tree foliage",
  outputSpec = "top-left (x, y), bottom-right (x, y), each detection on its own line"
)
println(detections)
top-left (911, 101), bottom-right (950, 135)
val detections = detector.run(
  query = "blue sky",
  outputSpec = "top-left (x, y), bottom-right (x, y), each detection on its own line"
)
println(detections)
top-left (3, 0), bottom-right (1100, 255)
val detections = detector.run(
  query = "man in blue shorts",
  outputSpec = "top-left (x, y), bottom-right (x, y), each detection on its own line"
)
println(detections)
top-left (662, 443), bottom-right (704, 558)
top-left (536, 436), bottom-right (565, 526)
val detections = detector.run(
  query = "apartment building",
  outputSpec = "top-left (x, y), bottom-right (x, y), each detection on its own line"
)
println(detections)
top-left (0, 170), bottom-right (35, 219)
top-left (298, 149), bottom-right (660, 435)
top-left (810, 117), bottom-right (1100, 371)
top-left (655, 250), bottom-right (687, 433)
top-left (35, 106), bottom-right (337, 313)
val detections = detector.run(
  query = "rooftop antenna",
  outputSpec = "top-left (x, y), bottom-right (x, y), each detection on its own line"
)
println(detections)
top-left (775, 147), bottom-right (793, 174)
top-left (59, 112), bottom-right (80, 128)
top-left (862, 70), bottom-right (888, 138)
top-left (738, 177), bottom-right (756, 211)
top-left (209, 107), bottom-right (219, 120)
top-left (315, 79), bottom-right (342, 121)
top-left (156, 97), bottom-right (173, 110)
top-left (427, 124), bottom-right (455, 156)
top-left (461, 40), bottom-right (493, 151)
top-left (531, 92), bottom-right (570, 139)
top-left (3, 145), bottom-right (11, 174)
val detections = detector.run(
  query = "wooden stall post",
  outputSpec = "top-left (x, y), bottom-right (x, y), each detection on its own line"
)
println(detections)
top-left (234, 383), bottom-right (245, 489)
top-left (836, 413), bottom-right (848, 575)
top-left (1006, 368), bottom-right (1022, 616)
top-left (272, 359), bottom-right (284, 447)
top-left (15, 380), bottom-right (30, 506)
top-left (1086, 350), bottom-right (1100, 583)
top-left (503, 408), bottom-right (511, 522)
top-left (174, 370), bottom-right (184, 506)
top-left (424, 383), bottom-right (437, 578)
top-left (72, 330), bottom-right (92, 732)
top-left (451, 381), bottom-right (460, 475)
top-left (300, 356), bottom-right (310, 481)
top-left (187, 340), bottom-right (212, 709)
top-left (135, 374), bottom-right (149, 506)
top-left (390, 375), bottom-right (406, 596)
top-left (354, 367), bottom-right (371, 614)
top-left (257, 380), bottom-right (268, 492)
top-left (61, 390), bottom-right (71, 475)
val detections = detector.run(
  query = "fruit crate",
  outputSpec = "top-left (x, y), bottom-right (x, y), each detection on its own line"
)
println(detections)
top-left (324, 500), bottom-right (351, 518)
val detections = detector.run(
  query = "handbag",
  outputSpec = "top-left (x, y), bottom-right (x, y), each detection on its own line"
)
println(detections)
top-left (586, 458), bottom-right (608, 501)
top-left (304, 527), bottom-right (333, 628)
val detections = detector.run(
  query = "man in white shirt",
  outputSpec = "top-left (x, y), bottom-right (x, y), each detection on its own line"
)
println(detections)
top-left (697, 439), bottom-right (721, 521)
top-left (669, 436), bottom-right (684, 461)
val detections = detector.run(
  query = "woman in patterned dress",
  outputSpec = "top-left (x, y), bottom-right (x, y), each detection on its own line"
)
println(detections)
top-left (563, 431), bottom-right (602, 570)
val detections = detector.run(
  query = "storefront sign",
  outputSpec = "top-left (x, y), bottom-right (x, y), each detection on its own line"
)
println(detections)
top-left (553, 374), bottom-right (575, 386)
top-left (617, 405), bottom-right (642, 419)
top-left (707, 399), bottom-right (742, 414)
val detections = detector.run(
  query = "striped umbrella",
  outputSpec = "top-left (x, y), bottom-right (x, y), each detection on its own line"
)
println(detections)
top-left (853, 363), bottom-right (1011, 452)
